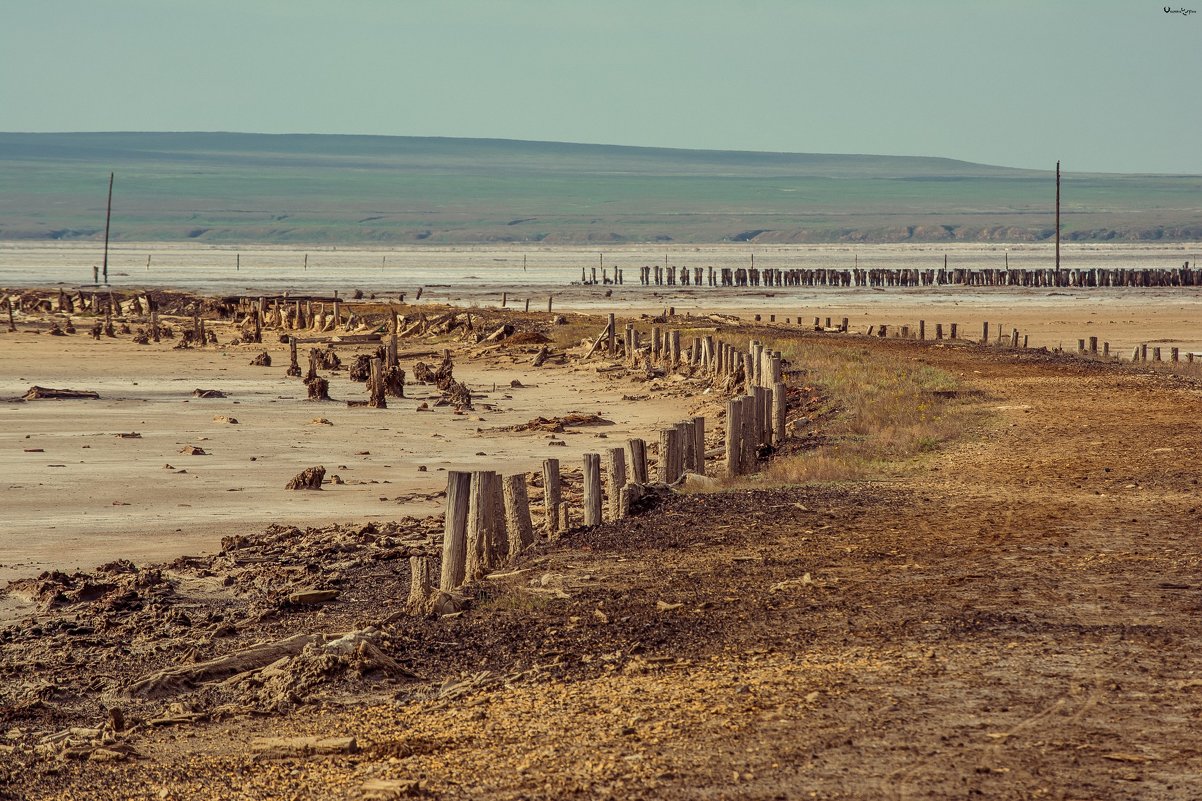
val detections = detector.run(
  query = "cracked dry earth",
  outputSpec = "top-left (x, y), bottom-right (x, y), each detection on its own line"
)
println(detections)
top-left (8, 338), bottom-right (1202, 800)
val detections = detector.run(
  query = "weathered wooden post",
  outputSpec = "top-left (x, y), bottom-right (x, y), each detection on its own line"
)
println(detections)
top-left (6, 297), bottom-right (14, 332)
top-left (772, 382), bottom-right (787, 445)
top-left (741, 395), bottom-right (758, 472)
top-left (465, 471), bottom-right (493, 581)
top-left (627, 438), bottom-right (648, 484)
top-left (935, 323), bottom-right (943, 340)
top-left (439, 471), bottom-right (471, 591)
top-left (287, 337), bottom-right (301, 377)
top-left (542, 458), bottom-right (561, 535)
top-left (725, 398), bottom-right (742, 478)
top-left (981, 321), bottom-right (989, 345)
top-left (658, 427), bottom-right (680, 484)
top-left (676, 421), bottom-right (692, 476)
top-left (919, 320), bottom-right (926, 341)
top-left (502, 473), bottom-right (534, 558)
top-left (368, 357), bottom-right (387, 408)
top-left (605, 447), bottom-right (627, 521)
top-left (583, 453), bottom-right (603, 526)
top-left (669, 329), bottom-right (681, 368)
top-left (1171, 347), bottom-right (1180, 362)
top-left (691, 416), bottom-right (706, 475)
top-left (950, 323), bottom-right (958, 339)
top-left (607, 313), bottom-right (616, 354)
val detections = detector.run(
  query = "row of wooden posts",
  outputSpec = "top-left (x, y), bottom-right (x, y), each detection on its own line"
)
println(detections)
top-left (628, 264), bottom-right (1202, 288)
top-left (434, 333), bottom-right (797, 592)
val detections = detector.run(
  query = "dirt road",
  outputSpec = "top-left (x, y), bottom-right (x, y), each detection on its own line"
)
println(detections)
top-left (5, 333), bottom-right (1202, 800)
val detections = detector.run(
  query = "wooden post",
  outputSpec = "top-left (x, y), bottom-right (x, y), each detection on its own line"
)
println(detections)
top-left (1089, 336), bottom-right (1098, 354)
top-left (605, 447), bottom-right (627, 521)
top-left (935, 323), bottom-right (943, 340)
top-left (6, 297), bottom-right (14, 332)
top-left (981, 321), bottom-right (989, 345)
top-left (627, 438), bottom-right (648, 484)
top-left (691, 416), bottom-right (705, 475)
top-left (772, 382), bottom-right (787, 445)
top-left (368, 357), bottom-right (386, 408)
top-left (669, 329), bottom-right (680, 368)
top-left (583, 453), bottom-right (603, 526)
top-left (439, 471), bottom-right (471, 591)
top-left (919, 320), bottom-right (925, 341)
top-left (465, 471), bottom-right (493, 580)
top-left (542, 458), bottom-right (561, 535)
top-left (607, 313), bottom-right (616, 354)
top-left (725, 398), bottom-right (742, 478)
top-left (1171, 347), bottom-right (1180, 362)
top-left (740, 395), bottom-right (757, 473)
top-left (658, 427), bottom-right (680, 484)
top-left (287, 337), bottom-right (301, 377)
top-left (676, 421), bottom-right (692, 477)
top-left (950, 323), bottom-right (958, 339)
top-left (547, 296), bottom-right (553, 313)
top-left (502, 473), bottom-right (534, 558)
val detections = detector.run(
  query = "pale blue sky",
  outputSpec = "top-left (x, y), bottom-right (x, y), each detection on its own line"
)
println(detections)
top-left (2, 1), bottom-right (1199, 173)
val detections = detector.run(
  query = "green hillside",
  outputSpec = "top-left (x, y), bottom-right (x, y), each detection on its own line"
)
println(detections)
top-left (0, 132), bottom-right (1199, 244)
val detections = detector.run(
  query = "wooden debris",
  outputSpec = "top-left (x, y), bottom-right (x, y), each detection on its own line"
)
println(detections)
top-left (22, 386), bottom-right (100, 401)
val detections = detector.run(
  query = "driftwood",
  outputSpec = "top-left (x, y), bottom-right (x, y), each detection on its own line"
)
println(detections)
top-left (192, 388), bottom-right (227, 398)
top-left (23, 386), bottom-right (100, 400)
top-left (125, 632), bottom-right (325, 698)
top-left (249, 352), bottom-right (272, 367)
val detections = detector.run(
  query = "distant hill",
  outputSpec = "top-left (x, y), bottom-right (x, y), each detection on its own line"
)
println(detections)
top-left (0, 132), bottom-right (1199, 244)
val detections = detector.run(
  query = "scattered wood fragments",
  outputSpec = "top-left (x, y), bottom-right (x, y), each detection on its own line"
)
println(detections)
top-left (192, 388), bottom-right (227, 398)
top-left (509, 413), bottom-right (613, 432)
top-left (22, 386), bottom-right (100, 400)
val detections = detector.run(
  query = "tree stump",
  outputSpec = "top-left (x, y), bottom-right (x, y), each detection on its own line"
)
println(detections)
top-left (285, 466), bottom-right (325, 490)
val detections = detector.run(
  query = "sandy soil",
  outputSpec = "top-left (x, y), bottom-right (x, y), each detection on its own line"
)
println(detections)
top-left (3, 326), bottom-right (1202, 799)
top-left (0, 313), bottom-right (684, 587)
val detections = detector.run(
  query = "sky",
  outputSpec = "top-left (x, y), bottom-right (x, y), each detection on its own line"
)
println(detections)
top-left (2, 0), bottom-right (1200, 173)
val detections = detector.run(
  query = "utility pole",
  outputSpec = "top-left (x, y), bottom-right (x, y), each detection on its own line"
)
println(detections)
top-left (101, 172), bottom-right (114, 285)
top-left (1055, 160), bottom-right (1061, 271)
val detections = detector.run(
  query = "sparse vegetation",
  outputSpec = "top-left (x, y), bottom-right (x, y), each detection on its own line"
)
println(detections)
top-left (759, 338), bottom-right (978, 483)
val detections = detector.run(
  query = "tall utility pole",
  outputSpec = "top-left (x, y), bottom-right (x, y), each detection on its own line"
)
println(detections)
top-left (101, 172), bottom-right (114, 285)
top-left (1055, 160), bottom-right (1061, 271)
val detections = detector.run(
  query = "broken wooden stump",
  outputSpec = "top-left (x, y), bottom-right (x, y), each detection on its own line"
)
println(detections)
top-left (407, 556), bottom-right (433, 611)
top-left (249, 351), bottom-right (272, 367)
top-left (285, 466), bottom-right (325, 490)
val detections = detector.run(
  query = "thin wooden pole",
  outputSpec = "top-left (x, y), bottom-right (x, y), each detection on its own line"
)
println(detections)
top-left (101, 172), bottom-right (114, 285)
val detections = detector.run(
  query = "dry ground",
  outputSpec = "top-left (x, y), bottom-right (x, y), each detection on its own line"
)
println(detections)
top-left (4, 329), bottom-right (1202, 800)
